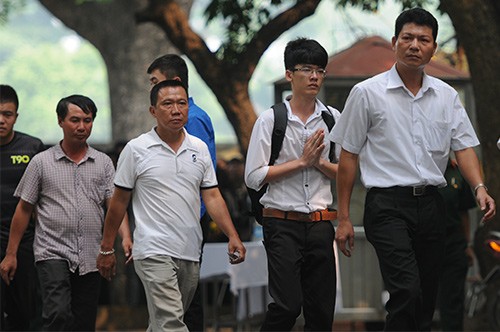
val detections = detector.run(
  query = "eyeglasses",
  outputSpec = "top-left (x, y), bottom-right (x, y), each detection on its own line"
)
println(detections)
top-left (291, 67), bottom-right (327, 77)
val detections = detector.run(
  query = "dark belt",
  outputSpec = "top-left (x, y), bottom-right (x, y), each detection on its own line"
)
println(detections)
top-left (262, 208), bottom-right (337, 222)
top-left (370, 185), bottom-right (437, 197)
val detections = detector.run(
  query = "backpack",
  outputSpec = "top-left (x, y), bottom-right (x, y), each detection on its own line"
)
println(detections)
top-left (247, 102), bottom-right (336, 224)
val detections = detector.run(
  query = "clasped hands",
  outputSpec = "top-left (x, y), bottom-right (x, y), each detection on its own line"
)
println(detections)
top-left (301, 129), bottom-right (326, 168)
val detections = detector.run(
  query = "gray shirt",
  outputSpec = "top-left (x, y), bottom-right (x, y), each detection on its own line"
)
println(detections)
top-left (15, 143), bottom-right (114, 275)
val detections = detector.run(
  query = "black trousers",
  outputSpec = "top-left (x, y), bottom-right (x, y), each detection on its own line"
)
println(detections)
top-left (36, 260), bottom-right (101, 331)
top-left (437, 234), bottom-right (468, 331)
top-left (364, 188), bottom-right (446, 331)
top-left (261, 217), bottom-right (336, 331)
top-left (0, 241), bottom-right (38, 331)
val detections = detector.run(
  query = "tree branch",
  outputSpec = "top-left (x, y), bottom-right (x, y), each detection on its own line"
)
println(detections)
top-left (242, 0), bottom-right (322, 72)
top-left (136, 0), bottom-right (220, 71)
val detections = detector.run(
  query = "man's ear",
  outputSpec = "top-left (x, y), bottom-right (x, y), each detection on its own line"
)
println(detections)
top-left (58, 117), bottom-right (63, 127)
top-left (149, 106), bottom-right (156, 117)
top-left (173, 76), bottom-right (182, 83)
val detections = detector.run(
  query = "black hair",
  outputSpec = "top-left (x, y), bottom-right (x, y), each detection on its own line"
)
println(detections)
top-left (147, 54), bottom-right (189, 88)
top-left (56, 95), bottom-right (97, 120)
top-left (284, 38), bottom-right (328, 71)
top-left (395, 8), bottom-right (438, 41)
top-left (150, 80), bottom-right (188, 106)
top-left (0, 84), bottom-right (19, 110)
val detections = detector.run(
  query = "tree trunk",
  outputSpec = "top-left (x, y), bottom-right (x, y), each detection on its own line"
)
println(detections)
top-left (439, 0), bottom-right (500, 329)
top-left (39, 0), bottom-right (194, 145)
top-left (136, 0), bottom-right (322, 154)
top-left (38, 0), bottom-right (194, 307)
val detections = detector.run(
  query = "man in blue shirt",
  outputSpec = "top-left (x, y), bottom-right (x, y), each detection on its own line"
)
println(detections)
top-left (148, 54), bottom-right (216, 331)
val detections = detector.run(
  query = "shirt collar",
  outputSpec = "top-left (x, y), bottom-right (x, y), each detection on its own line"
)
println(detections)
top-left (284, 95), bottom-right (328, 118)
top-left (54, 141), bottom-right (96, 162)
top-left (387, 64), bottom-right (438, 96)
top-left (147, 127), bottom-right (198, 152)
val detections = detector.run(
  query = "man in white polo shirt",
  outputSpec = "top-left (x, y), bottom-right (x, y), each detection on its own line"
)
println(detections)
top-left (97, 80), bottom-right (246, 331)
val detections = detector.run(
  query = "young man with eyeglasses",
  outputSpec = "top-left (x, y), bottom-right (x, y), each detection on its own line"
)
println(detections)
top-left (245, 38), bottom-right (340, 331)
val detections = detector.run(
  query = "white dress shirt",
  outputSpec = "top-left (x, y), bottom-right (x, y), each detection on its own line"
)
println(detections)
top-left (328, 64), bottom-right (479, 189)
top-left (245, 99), bottom-right (340, 214)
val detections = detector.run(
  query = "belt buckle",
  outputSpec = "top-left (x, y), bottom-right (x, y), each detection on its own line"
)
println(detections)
top-left (413, 185), bottom-right (425, 196)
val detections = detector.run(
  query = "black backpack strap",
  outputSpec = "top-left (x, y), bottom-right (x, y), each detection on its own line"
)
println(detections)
top-left (270, 103), bottom-right (288, 166)
top-left (319, 102), bottom-right (336, 163)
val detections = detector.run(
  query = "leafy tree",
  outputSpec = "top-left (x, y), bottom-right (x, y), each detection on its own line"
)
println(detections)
top-left (438, 1), bottom-right (500, 327)
top-left (37, 0), bottom-right (194, 147)
top-left (35, 0), bottom-right (500, 239)
top-left (3, 0), bottom-right (499, 321)
top-left (0, 6), bottom-right (111, 143)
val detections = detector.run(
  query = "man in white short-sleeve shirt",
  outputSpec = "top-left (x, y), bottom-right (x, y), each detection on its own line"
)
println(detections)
top-left (97, 80), bottom-right (246, 332)
top-left (329, 8), bottom-right (495, 331)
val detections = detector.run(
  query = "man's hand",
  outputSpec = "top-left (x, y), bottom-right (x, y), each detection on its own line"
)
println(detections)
top-left (96, 252), bottom-right (116, 281)
top-left (227, 237), bottom-right (246, 264)
top-left (0, 255), bottom-right (17, 285)
top-left (301, 129), bottom-right (325, 168)
top-left (335, 219), bottom-right (355, 257)
top-left (476, 189), bottom-right (496, 222)
top-left (121, 238), bottom-right (133, 265)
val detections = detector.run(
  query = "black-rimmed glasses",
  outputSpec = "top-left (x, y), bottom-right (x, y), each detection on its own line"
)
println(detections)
top-left (291, 67), bottom-right (327, 77)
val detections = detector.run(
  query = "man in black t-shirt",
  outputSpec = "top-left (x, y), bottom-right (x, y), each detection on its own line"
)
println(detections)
top-left (0, 84), bottom-right (44, 331)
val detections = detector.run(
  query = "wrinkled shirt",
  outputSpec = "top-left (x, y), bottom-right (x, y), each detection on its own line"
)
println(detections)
top-left (329, 64), bottom-right (479, 189)
top-left (15, 143), bottom-right (114, 275)
top-left (245, 99), bottom-right (340, 213)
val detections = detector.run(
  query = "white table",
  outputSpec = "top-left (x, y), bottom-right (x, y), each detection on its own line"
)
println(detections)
top-left (200, 240), bottom-right (344, 328)
top-left (200, 241), bottom-right (270, 327)
top-left (200, 241), bottom-right (268, 294)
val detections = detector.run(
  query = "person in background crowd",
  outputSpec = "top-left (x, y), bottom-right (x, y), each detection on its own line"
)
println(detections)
top-left (218, 157), bottom-right (253, 242)
top-left (0, 84), bottom-right (44, 331)
top-left (330, 7), bottom-right (495, 331)
top-left (0, 94), bottom-right (132, 331)
top-left (437, 158), bottom-right (477, 331)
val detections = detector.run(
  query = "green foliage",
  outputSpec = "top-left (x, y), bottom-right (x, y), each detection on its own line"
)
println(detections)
top-left (0, 0), bottom-right (111, 144)
top-left (0, 43), bottom-right (111, 144)
top-left (336, 0), bottom-right (431, 11)
top-left (0, 0), bottom-right (26, 24)
top-left (204, 0), bottom-right (432, 61)
top-left (204, 0), bottom-right (292, 61)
